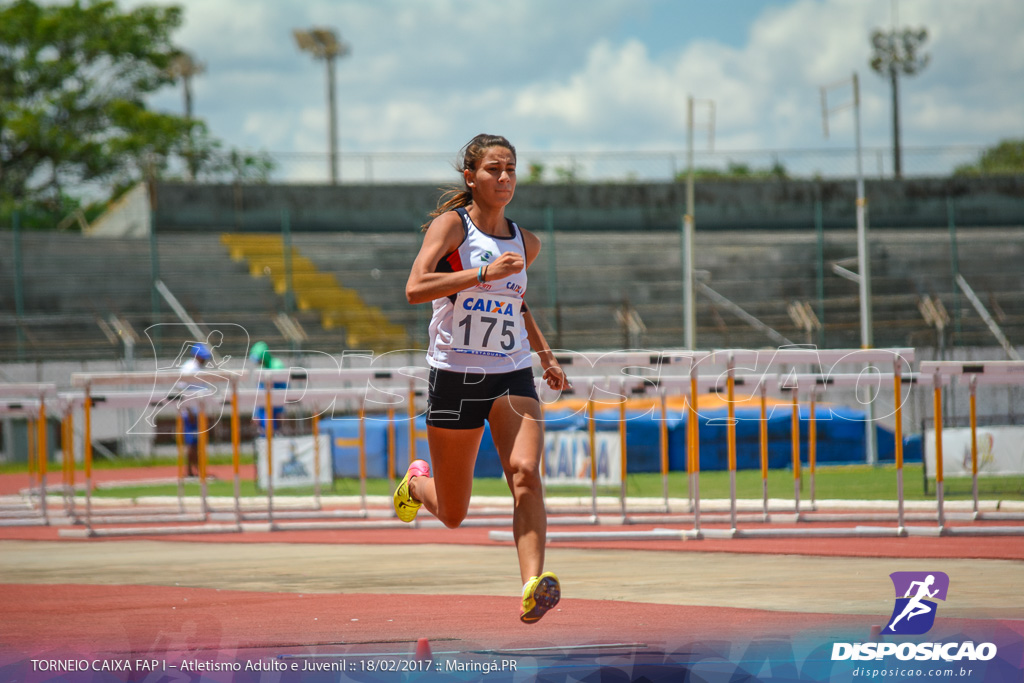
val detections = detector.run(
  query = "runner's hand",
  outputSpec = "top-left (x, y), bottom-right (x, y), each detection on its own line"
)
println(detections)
top-left (542, 365), bottom-right (571, 391)
top-left (484, 252), bottom-right (524, 281)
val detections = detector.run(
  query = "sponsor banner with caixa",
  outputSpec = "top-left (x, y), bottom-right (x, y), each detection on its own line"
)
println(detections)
top-left (543, 431), bottom-right (621, 486)
top-left (256, 435), bottom-right (332, 489)
top-left (924, 426), bottom-right (1024, 477)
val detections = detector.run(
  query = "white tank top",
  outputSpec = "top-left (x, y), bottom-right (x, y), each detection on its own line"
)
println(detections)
top-left (426, 207), bottom-right (531, 373)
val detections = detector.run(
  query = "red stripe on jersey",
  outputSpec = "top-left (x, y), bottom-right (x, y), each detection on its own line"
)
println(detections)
top-left (445, 250), bottom-right (463, 272)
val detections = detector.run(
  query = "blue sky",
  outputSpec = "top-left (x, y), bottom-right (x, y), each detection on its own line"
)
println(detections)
top-left (610, 0), bottom-right (797, 52)
top-left (131, 0), bottom-right (1023, 181)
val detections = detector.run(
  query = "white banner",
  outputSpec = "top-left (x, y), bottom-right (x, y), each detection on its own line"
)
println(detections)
top-left (256, 435), bottom-right (332, 489)
top-left (543, 431), bottom-right (622, 486)
top-left (924, 426), bottom-right (1024, 477)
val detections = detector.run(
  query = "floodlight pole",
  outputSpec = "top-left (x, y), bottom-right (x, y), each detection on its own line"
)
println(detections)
top-left (326, 54), bottom-right (338, 185)
top-left (167, 52), bottom-right (205, 181)
top-left (294, 28), bottom-right (350, 185)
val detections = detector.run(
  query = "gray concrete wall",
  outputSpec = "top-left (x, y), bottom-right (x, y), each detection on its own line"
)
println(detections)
top-left (153, 176), bottom-right (1024, 233)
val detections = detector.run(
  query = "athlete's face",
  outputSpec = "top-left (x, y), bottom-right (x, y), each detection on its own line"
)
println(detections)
top-left (466, 146), bottom-right (516, 207)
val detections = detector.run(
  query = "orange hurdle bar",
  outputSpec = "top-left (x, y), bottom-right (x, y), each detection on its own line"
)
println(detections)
top-left (759, 383), bottom-right (769, 520)
top-left (618, 380), bottom-right (628, 520)
top-left (175, 412), bottom-right (186, 512)
top-left (791, 387), bottom-right (801, 514)
top-left (809, 390), bottom-right (817, 508)
top-left (726, 361), bottom-right (737, 530)
top-left (933, 370), bottom-right (945, 531)
top-left (198, 405), bottom-right (209, 519)
top-left (969, 375), bottom-right (979, 515)
top-left (265, 382), bottom-right (275, 527)
top-left (893, 365), bottom-right (905, 530)
top-left (659, 389), bottom-right (670, 511)
top-left (37, 400), bottom-right (49, 524)
top-left (588, 397), bottom-right (598, 518)
top-left (231, 380), bottom-right (241, 523)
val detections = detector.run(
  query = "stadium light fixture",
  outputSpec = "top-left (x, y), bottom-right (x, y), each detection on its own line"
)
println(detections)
top-left (294, 27), bottom-right (350, 185)
top-left (869, 0), bottom-right (929, 181)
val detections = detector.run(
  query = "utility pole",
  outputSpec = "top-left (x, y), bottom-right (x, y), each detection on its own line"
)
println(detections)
top-left (683, 96), bottom-right (715, 350)
top-left (821, 72), bottom-right (879, 466)
top-left (294, 28), bottom-right (350, 185)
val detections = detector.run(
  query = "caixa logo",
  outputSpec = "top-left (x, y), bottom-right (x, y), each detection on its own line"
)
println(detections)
top-left (882, 571), bottom-right (949, 635)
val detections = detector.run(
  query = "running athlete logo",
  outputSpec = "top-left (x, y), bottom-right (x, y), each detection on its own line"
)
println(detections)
top-left (882, 571), bottom-right (949, 635)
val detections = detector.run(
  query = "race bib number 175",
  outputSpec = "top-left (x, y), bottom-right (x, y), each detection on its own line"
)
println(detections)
top-left (452, 292), bottom-right (522, 357)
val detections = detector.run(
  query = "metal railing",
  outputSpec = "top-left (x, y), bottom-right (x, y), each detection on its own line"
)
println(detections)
top-left (186, 144), bottom-right (997, 185)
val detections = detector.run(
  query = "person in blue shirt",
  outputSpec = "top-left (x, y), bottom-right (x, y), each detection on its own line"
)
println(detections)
top-left (180, 343), bottom-right (214, 477)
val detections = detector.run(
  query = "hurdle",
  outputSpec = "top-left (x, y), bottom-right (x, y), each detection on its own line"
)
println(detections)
top-left (60, 365), bottom-right (467, 536)
top-left (550, 370), bottom-right (835, 533)
top-left (50, 349), bottom-right (1024, 540)
top-left (57, 389), bottom-right (227, 533)
top-left (65, 369), bottom-right (246, 536)
top-left (0, 399), bottom-right (50, 525)
top-left (492, 347), bottom-right (1013, 544)
top-left (542, 350), bottom-right (711, 525)
top-left (258, 365), bottom-right (560, 523)
top-left (253, 367), bottom-right (428, 520)
top-left (769, 371), bottom-right (960, 530)
top-left (209, 385), bottom-right (413, 526)
top-left (59, 380), bottom-right (420, 537)
top-left (919, 360), bottom-right (1024, 532)
top-left (0, 383), bottom-right (64, 525)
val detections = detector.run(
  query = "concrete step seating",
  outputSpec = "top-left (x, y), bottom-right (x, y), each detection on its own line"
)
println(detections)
top-left (220, 233), bottom-right (408, 350)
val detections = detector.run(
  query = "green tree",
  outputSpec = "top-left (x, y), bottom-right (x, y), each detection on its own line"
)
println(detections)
top-left (954, 139), bottom-right (1024, 176)
top-left (524, 161), bottom-right (545, 184)
top-left (0, 0), bottom-right (271, 228)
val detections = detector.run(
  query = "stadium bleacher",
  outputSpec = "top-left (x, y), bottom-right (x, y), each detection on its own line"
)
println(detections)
top-left (1, 225), bottom-right (1021, 362)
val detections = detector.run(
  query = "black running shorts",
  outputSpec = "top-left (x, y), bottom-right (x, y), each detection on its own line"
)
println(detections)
top-left (426, 367), bottom-right (539, 430)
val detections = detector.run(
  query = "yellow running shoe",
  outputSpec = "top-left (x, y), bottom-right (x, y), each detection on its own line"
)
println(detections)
top-left (393, 459), bottom-right (430, 523)
top-left (520, 571), bottom-right (560, 623)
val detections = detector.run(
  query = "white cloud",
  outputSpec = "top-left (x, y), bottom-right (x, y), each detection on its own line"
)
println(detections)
top-left (131, 0), bottom-right (1023, 178)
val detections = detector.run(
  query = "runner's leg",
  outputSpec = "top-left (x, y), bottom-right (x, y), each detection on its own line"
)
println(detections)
top-left (488, 395), bottom-right (546, 583)
top-left (410, 425), bottom-right (484, 529)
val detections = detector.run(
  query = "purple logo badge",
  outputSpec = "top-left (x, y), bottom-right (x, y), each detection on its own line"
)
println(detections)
top-left (882, 571), bottom-right (950, 635)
